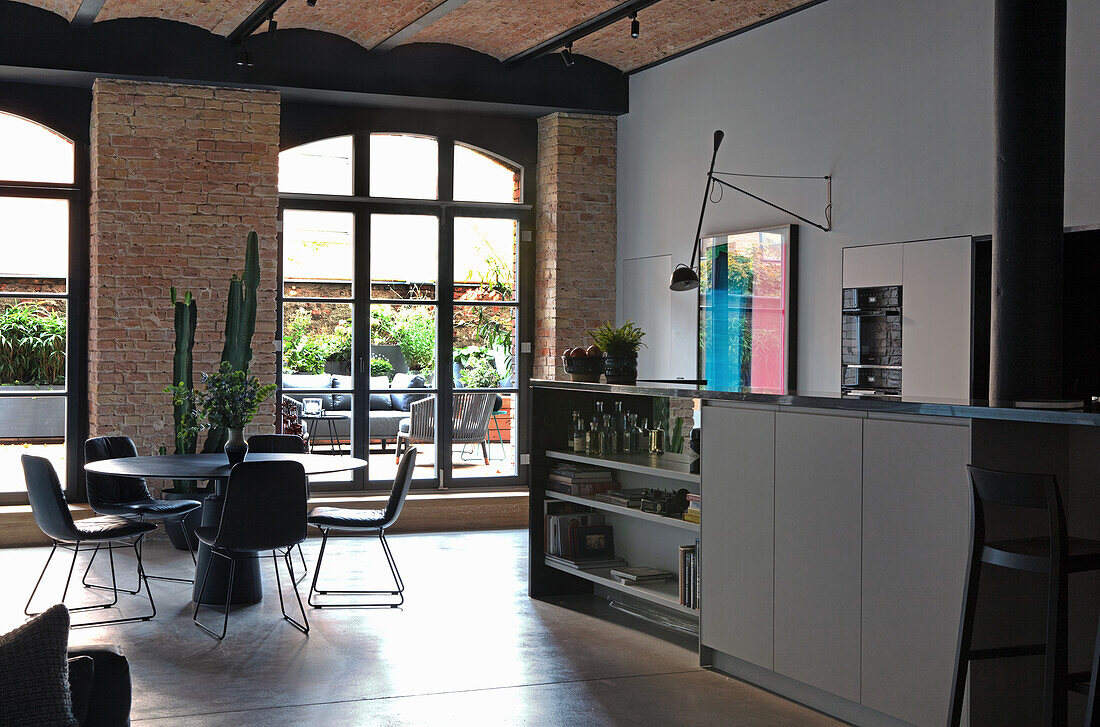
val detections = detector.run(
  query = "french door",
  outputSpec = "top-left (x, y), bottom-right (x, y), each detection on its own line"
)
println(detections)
top-left (278, 196), bottom-right (529, 491)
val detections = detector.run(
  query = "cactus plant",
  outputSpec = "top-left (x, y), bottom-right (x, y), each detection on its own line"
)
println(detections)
top-left (202, 231), bottom-right (261, 454)
top-left (169, 288), bottom-right (198, 454)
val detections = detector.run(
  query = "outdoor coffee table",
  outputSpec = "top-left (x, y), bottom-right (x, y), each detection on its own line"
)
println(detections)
top-left (301, 410), bottom-right (351, 455)
top-left (85, 453), bottom-right (367, 606)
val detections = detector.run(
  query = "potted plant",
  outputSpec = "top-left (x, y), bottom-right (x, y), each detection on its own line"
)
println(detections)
top-left (591, 320), bottom-right (647, 385)
top-left (199, 362), bottom-right (277, 465)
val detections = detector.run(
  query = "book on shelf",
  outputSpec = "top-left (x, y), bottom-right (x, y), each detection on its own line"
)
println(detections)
top-left (686, 493), bottom-right (701, 504)
top-left (549, 463), bottom-right (615, 480)
top-left (679, 542), bottom-right (701, 610)
top-left (544, 553), bottom-right (627, 571)
top-left (682, 509), bottom-right (700, 524)
top-left (546, 479), bottom-right (617, 496)
top-left (544, 502), bottom-right (606, 558)
top-left (609, 566), bottom-right (675, 582)
top-left (592, 488), bottom-right (649, 507)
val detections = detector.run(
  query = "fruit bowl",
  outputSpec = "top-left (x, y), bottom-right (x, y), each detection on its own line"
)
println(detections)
top-left (561, 347), bottom-right (604, 383)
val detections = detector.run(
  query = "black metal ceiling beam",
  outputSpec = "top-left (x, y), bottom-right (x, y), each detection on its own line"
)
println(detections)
top-left (503, 0), bottom-right (665, 68)
top-left (70, 0), bottom-right (105, 27)
top-left (373, 0), bottom-right (472, 51)
top-left (227, 0), bottom-right (289, 45)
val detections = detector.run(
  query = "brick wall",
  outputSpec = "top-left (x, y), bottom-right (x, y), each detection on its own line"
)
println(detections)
top-left (89, 80), bottom-right (280, 462)
top-left (534, 113), bottom-right (617, 379)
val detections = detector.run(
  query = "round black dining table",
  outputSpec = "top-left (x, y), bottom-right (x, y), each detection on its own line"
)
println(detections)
top-left (85, 453), bottom-right (367, 606)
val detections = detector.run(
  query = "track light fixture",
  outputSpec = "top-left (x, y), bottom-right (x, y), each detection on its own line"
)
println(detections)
top-left (268, 16), bottom-right (277, 33)
top-left (235, 48), bottom-right (254, 67)
top-left (560, 43), bottom-right (575, 67)
top-left (306, 0), bottom-right (316, 5)
top-left (630, 13), bottom-right (639, 39)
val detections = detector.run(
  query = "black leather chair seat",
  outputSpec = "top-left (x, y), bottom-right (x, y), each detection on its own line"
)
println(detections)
top-left (307, 507), bottom-right (386, 530)
top-left (92, 498), bottom-right (201, 519)
top-left (72, 516), bottom-right (155, 542)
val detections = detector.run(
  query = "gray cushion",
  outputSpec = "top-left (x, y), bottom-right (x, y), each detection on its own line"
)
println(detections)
top-left (282, 374), bottom-right (336, 409)
top-left (330, 375), bottom-right (353, 411)
top-left (370, 394), bottom-right (392, 411)
top-left (389, 373), bottom-right (429, 411)
top-left (0, 603), bottom-right (79, 727)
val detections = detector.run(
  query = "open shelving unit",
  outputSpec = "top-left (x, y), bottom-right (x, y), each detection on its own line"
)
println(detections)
top-left (545, 449), bottom-right (700, 484)
top-left (542, 557), bottom-right (698, 618)
top-left (545, 490), bottom-right (700, 532)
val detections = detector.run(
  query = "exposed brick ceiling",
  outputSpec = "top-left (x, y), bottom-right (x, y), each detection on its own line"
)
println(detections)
top-left (14, 0), bottom-right (822, 72)
top-left (576, 0), bottom-right (815, 70)
top-left (407, 0), bottom-right (622, 60)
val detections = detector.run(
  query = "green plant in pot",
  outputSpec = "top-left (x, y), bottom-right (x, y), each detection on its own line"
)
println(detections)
top-left (199, 362), bottom-right (276, 466)
top-left (590, 320), bottom-right (647, 385)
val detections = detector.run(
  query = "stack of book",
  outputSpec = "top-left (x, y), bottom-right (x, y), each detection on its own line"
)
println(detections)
top-left (592, 488), bottom-right (649, 508)
top-left (683, 493), bottom-right (701, 524)
top-left (679, 539), bottom-right (701, 609)
top-left (609, 566), bottom-right (675, 585)
top-left (546, 463), bottom-right (616, 496)
top-left (544, 553), bottom-right (627, 571)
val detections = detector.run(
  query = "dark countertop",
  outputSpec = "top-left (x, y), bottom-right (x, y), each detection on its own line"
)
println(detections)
top-left (531, 379), bottom-right (1100, 427)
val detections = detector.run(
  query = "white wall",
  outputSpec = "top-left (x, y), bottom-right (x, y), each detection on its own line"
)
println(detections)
top-left (617, 0), bottom-right (1100, 392)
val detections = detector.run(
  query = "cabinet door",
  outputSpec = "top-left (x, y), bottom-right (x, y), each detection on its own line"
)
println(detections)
top-left (700, 405), bottom-right (775, 669)
top-left (901, 237), bottom-right (972, 400)
top-left (862, 417), bottom-right (971, 727)
top-left (773, 411), bottom-right (863, 701)
top-left (842, 243), bottom-right (903, 288)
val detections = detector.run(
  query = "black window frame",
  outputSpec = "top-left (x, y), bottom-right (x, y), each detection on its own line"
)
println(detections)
top-left (277, 130), bottom-right (532, 492)
top-left (0, 111), bottom-right (88, 506)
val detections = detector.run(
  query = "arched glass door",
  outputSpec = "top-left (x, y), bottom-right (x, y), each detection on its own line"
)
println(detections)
top-left (277, 133), bottom-right (527, 490)
top-left (0, 110), bottom-right (80, 505)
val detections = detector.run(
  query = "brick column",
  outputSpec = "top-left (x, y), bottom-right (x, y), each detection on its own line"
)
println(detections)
top-left (534, 113), bottom-right (617, 379)
top-left (89, 80), bottom-right (280, 460)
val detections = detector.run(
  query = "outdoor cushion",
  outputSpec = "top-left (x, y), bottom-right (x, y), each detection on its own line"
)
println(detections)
top-left (0, 603), bottom-right (79, 727)
top-left (389, 373), bottom-right (429, 411)
top-left (330, 375), bottom-right (353, 411)
top-left (368, 376), bottom-right (392, 410)
top-left (282, 374), bottom-right (335, 409)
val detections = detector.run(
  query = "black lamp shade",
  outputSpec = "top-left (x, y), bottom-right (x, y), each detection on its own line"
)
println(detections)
top-left (669, 264), bottom-right (700, 292)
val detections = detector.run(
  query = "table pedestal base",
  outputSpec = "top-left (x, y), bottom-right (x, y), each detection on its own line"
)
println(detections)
top-left (191, 493), bottom-right (263, 606)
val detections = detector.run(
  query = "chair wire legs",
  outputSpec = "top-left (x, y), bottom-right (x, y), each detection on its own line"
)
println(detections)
top-left (193, 547), bottom-right (310, 640)
top-left (308, 529), bottom-right (405, 609)
top-left (193, 549), bottom-right (234, 640)
top-left (273, 548), bottom-right (310, 634)
top-left (82, 517), bottom-right (196, 591)
top-left (27, 539), bottom-right (157, 628)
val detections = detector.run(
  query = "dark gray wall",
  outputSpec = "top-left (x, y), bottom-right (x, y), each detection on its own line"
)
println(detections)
top-left (616, 0), bottom-right (1100, 391)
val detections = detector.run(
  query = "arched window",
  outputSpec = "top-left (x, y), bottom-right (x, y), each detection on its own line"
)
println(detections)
top-left (0, 111), bottom-right (78, 502)
top-left (277, 132), bottom-right (527, 491)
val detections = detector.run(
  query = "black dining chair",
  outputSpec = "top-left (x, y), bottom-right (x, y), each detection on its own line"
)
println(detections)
top-left (83, 436), bottom-right (202, 588)
top-left (193, 460), bottom-right (310, 639)
top-left (307, 447), bottom-right (416, 608)
top-left (247, 433), bottom-right (310, 580)
top-left (22, 455), bottom-right (157, 628)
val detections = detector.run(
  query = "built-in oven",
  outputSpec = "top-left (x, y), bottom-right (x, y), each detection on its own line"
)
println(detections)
top-left (842, 285), bottom-right (902, 398)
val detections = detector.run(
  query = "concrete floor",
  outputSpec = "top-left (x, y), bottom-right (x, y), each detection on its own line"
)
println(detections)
top-left (0, 530), bottom-right (840, 726)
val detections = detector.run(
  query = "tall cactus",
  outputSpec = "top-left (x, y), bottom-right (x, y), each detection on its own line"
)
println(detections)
top-left (170, 287), bottom-right (197, 455)
top-left (202, 231), bottom-right (261, 453)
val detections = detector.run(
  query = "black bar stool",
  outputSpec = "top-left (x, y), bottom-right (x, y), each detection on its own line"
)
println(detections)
top-left (949, 465), bottom-right (1100, 726)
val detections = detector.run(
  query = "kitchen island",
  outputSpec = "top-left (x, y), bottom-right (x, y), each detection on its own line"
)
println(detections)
top-left (531, 380), bottom-right (1100, 727)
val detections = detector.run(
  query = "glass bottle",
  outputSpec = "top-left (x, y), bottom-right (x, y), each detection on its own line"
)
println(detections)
top-left (572, 412), bottom-right (585, 454)
top-left (595, 416), bottom-right (607, 456)
top-left (649, 421), bottom-right (665, 455)
top-left (636, 418), bottom-right (648, 455)
top-left (626, 413), bottom-right (638, 454)
top-left (604, 413), bottom-right (616, 455)
top-left (613, 401), bottom-right (626, 453)
top-left (569, 411), bottom-right (579, 450)
top-left (587, 416), bottom-right (599, 456)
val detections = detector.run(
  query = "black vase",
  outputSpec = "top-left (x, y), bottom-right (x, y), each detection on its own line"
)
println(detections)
top-left (225, 428), bottom-right (248, 466)
top-left (604, 352), bottom-right (639, 385)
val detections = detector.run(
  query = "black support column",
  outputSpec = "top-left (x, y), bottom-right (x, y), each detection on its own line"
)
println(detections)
top-left (989, 0), bottom-right (1067, 405)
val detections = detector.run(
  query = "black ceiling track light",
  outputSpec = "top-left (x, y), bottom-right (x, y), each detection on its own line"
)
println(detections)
top-left (235, 47), bottom-right (254, 67)
top-left (630, 12), bottom-right (639, 38)
top-left (560, 43), bottom-right (575, 67)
